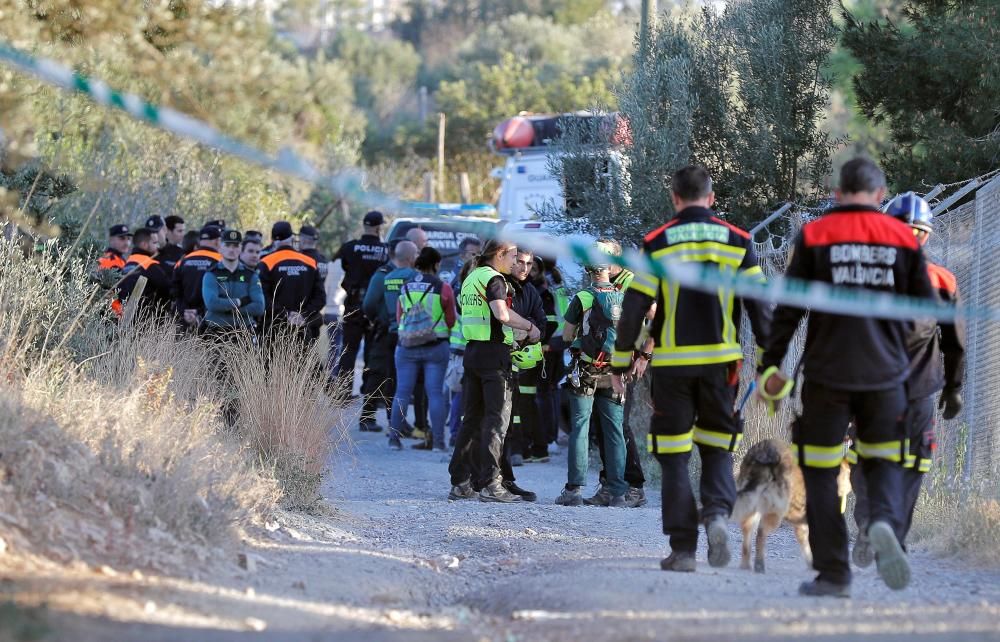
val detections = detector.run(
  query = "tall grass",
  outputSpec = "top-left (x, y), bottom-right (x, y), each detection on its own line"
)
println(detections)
top-left (0, 235), bottom-right (346, 570)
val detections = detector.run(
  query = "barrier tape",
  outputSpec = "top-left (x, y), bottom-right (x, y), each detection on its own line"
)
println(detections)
top-left (2, 42), bottom-right (997, 324)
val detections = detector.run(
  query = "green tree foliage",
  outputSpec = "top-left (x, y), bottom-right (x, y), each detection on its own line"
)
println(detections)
top-left (842, 0), bottom-right (1000, 188)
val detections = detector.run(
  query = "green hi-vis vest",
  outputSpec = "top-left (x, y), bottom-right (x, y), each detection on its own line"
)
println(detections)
top-left (398, 274), bottom-right (448, 341)
top-left (573, 284), bottom-right (624, 363)
top-left (613, 268), bottom-right (634, 292)
top-left (551, 277), bottom-right (570, 336)
top-left (460, 266), bottom-right (513, 345)
top-left (450, 314), bottom-right (467, 351)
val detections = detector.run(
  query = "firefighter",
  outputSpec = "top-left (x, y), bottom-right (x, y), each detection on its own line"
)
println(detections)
top-left (332, 211), bottom-right (390, 394)
top-left (364, 240), bottom-right (419, 445)
top-left (851, 192), bottom-right (966, 568)
top-left (158, 215), bottom-right (186, 269)
top-left (759, 158), bottom-right (936, 597)
top-left (97, 224), bottom-right (131, 271)
top-left (257, 221), bottom-right (325, 342)
top-left (448, 240), bottom-right (541, 503)
top-left (118, 227), bottom-right (172, 315)
top-left (172, 224), bottom-right (222, 331)
top-left (612, 165), bottom-right (771, 572)
top-left (557, 243), bottom-right (629, 507)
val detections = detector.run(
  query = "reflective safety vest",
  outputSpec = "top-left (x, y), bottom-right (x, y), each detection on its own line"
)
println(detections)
top-left (450, 309), bottom-right (467, 353)
top-left (97, 249), bottom-right (126, 271)
top-left (571, 284), bottom-right (624, 364)
top-left (548, 273), bottom-right (570, 337)
top-left (613, 268), bottom-right (634, 291)
top-left (460, 266), bottom-right (512, 345)
top-left (398, 273), bottom-right (449, 341)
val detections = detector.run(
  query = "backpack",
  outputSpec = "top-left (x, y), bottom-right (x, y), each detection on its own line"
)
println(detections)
top-left (578, 286), bottom-right (624, 361)
top-left (398, 286), bottom-right (441, 348)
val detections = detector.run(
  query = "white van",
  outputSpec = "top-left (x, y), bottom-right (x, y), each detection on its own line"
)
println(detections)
top-left (502, 219), bottom-right (596, 290)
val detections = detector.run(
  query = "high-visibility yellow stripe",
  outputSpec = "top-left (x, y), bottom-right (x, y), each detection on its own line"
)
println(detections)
top-left (651, 241), bottom-right (746, 268)
top-left (855, 439), bottom-right (904, 463)
top-left (903, 453), bottom-right (917, 469)
top-left (917, 459), bottom-right (932, 473)
top-left (846, 448), bottom-right (859, 465)
top-left (513, 415), bottom-right (521, 425)
top-left (611, 349), bottom-right (632, 369)
top-left (518, 385), bottom-right (537, 394)
top-left (793, 443), bottom-right (846, 468)
top-left (693, 427), bottom-right (742, 451)
top-left (630, 272), bottom-right (657, 298)
top-left (650, 344), bottom-right (743, 367)
top-left (741, 264), bottom-right (766, 283)
top-left (647, 431), bottom-right (694, 454)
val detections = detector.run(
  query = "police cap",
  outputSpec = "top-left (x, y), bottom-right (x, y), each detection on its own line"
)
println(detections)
top-left (271, 221), bottom-right (293, 241)
top-left (363, 211), bottom-right (384, 226)
top-left (144, 215), bottom-right (165, 231)
top-left (109, 224), bottom-right (132, 238)
top-left (299, 225), bottom-right (318, 240)
top-left (205, 219), bottom-right (226, 230)
top-left (222, 229), bottom-right (242, 245)
top-left (200, 225), bottom-right (222, 241)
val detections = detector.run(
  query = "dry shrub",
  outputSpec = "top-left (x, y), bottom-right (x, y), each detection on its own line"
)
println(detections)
top-left (910, 477), bottom-right (1000, 565)
top-left (224, 330), bottom-right (350, 512)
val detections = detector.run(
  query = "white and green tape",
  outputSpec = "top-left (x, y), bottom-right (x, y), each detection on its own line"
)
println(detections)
top-left (1, 41), bottom-right (995, 324)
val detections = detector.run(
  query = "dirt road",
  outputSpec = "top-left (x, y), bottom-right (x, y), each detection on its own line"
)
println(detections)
top-left (7, 428), bottom-right (1000, 641)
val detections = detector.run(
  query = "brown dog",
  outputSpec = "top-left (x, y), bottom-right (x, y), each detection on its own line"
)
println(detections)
top-left (732, 438), bottom-right (851, 573)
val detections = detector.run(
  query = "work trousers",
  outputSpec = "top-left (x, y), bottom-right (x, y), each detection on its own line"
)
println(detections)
top-left (337, 305), bottom-right (371, 387)
top-left (568, 386), bottom-right (627, 497)
top-left (508, 366), bottom-right (546, 459)
top-left (596, 380), bottom-right (645, 488)
top-left (649, 366), bottom-right (741, 554)
top-left (448, 365), bottom-right (513, 489)
top-left (798, 380), bottom-right (907, 585)
top-left (361, 329), bottom-right (397, 425)
top-left (537, 349), bottom-right (564, 443)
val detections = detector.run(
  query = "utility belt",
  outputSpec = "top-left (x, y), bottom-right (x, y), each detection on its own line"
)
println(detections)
top-left (566, 353), bottom-right (615, 397)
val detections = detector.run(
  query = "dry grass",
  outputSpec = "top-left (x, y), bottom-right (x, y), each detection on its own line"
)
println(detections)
top-left (0, 236), bottom-right (347, 571)
top-left (910, 482), bottom-right (1000, 565)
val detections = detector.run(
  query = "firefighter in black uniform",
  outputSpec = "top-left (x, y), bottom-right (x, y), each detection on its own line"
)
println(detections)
top-left (611, 165), bottom-right (771, 573)
top-left (257, 221), bottom-right (326, 342)
top-left (760, 158), bottom-right (936, 597)
top-left (172, 224), bottom-right (223, 332)
top-left (331, 211), bottom-right (390, 391)
top-left (851, 192), bottom-right (966, 568)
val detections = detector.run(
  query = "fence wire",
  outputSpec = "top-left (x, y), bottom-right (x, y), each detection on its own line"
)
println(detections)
top-left (739, 176), bottom-right (1000, 483)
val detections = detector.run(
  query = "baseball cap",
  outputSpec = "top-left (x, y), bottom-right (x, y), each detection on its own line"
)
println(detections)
top-left (271, 221), bottom-right (294, 241)
top-left (222, 229), bottom-right (243, 245)
top-left (109, 224), bottom-right (132, 238)
top-left (299, 225), bottom-right (318, 239)
top-left (199, 225), bottom-right (222, 241)
top-left (144, 215), bottom-right (164, 231)
top-left (363, 210), bottom-right (385, 226)
top-left (205, 219), bottom-right (226, 229)
top-left (244, 230), bottom-right (263, 242)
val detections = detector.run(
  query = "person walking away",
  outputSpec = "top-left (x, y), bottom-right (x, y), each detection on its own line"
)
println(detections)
top-left (332, 211), bottom-right (389, 395)
top-left (587, 239), bottom-right (652, 508)
top-left (158, 216), bottom-right (186, 269)
top-left (759, 158), bottom-right (936, 597)
top-left (556, 245), bottom-right (629, 507)
top-left (360, 240), bottom-right (416, 433)
top-left (448, 240), bottom-right (540, 503)
top-left (850, 192), bottom-right (966, 568)
top-left (390, 247), bottom-right (456, 452)
top-left (257, 221), bottom-right (325, 343)
top-left (172, 224), bottom-right (222, 332)
top-left (612, 165), bottom-right (771, 573)
top-left (118, 227), bottom-right (172, 316)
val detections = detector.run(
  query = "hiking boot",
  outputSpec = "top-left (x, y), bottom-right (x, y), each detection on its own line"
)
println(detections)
top-left (660, 551), bottom-right (696, 573)
top-left (555, 486), bottom-right (583, 506)
top-left (869, 521), bottom-right (910, 590)
top-left (705, 515), bottom-right (732, 568)
top-left (412, 440), bottom-right (433, 450)
top-left (503, 480), bottom-right (537, 502)
top-left (853, 532), bottom-right (874, 568)
top-left (359, 420), bottom-right (382, 433)
top-left (798, 579), bottom-right (851, 598)
top-left (624, 486), bottom-right (647, 508)
top-left (408, 428), bottom-right (428, 441)
top-left (583, 485), bottom-right (612, 506)
top-left (510, 454), bottom-right (524, 467)
top-left (448, 482), bottom-right (476, 501)
top-left (525, 455), bottom-right (550, 463)
top-left (479, 481), bottom-right (522, 503)
top-left (388, 435), bottom-right (403, 451)
top-left (609, 494), bottom-right (627, 508)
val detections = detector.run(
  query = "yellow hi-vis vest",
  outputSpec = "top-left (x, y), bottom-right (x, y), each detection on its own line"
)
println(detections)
top-left (460, 266), bottom-right (513, 345)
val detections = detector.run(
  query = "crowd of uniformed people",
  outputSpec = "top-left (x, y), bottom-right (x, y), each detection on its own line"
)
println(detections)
top-left (94, 157), bottom-right (965, 599)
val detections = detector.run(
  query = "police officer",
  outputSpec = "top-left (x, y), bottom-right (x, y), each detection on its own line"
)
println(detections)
top-left (119, 227), bottom-right (172, 315)
top-left (612, 165), bottom-right (771, 573)
top-left (144, 215), bottom-right (167, 249)
top-left (159, 215), bottom-right (186, 269)
top-left (172, 224), bottom-right (222, 331)
top-left (97, 224), bottom-right (131, 271)
top-left (759, 158), bottom-right (935, 597)
top-left (202, 229), bottom-right (265, 336)
top-left (298, 225), bottom-right (329, 281)
top-left (332, 211), bottom-right (390, 391)
top-left (448, 240), bottom-right (541, 504)
top-left (364, 240), bottom-right (419, 443)
top-left (851, 192), bottom-right (966, 568)
top-left (257, 221), bottom-right (326, 342)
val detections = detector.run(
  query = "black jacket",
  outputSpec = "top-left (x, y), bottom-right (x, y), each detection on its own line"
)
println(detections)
top-left (333, 234), bottom-right (388, 307)
top-left (172, 247), bottom-right (222, 317)
top-left (257, 247), bottom-right (326, 338)
top-left (301, 248), bottom-right (330, 281)
top-left (905, 262), bottom-right (966, 400)
top-left (119, 249), bottom-right (172, 312)
top-left (511, 277), bottom-right (547, 333)
top-left (762, 205), bottom-right (935, 391)
top-left (157, 243), bottom-right (185, 270)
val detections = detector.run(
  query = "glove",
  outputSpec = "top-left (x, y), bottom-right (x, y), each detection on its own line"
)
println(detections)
top-left (939, 388), bottom-right (963, 420)
top-left (757, 366), bottom-right (793, 417)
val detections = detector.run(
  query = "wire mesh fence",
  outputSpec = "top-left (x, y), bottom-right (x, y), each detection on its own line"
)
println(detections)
top-left (739, 175), bottom-right (1000, 483)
